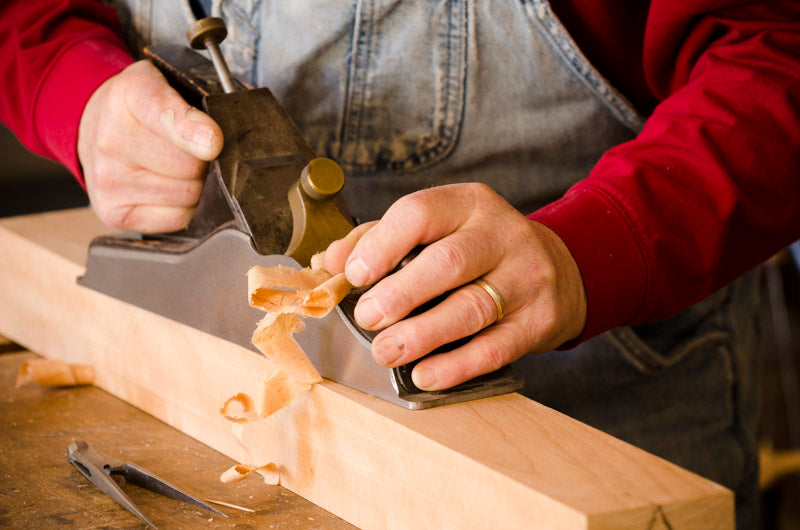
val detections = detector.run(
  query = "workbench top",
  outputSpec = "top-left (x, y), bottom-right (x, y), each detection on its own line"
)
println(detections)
top-left (0, 340), bottom-right (354, 529)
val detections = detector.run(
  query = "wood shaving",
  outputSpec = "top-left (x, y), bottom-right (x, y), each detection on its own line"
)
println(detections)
top-left (256, 463), bottom-right (280, 485)
top-left (251, 313), bottom-right (321, 385)
top-left (247, 259), bottom-right (354, 386)
top-left (204, 499), bottom-right (255, 513)
top-left (220, 392), bottom-right (258, 424)
top-left (220, 463), bottom-right (280, 485)
top-left (256, 371), bottom-right (310, 418)
top-left (16, 359), bottom-right (94, 388)
top-left (247, 265), bottom-right (352, 319)
top-left (218, 250), bottom-right (356, 487)
top-left (309, 251), bottom-right (326, 271)
top-left (247, 265), bottom-right (331, 315)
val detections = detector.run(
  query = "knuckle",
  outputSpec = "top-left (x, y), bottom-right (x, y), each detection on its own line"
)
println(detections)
top-left (392, 192), bottom-right (430, 229)
top-left (533, 303), bottom-right (559, 338)
top-left (478, 342), bottom-right (508, 374)
top-left (464, 181), bottom-right (493, 200)
top-left (184, 180), bottom-right (204, 205)
top-left (455, 288), bottom-right (496, 331)
top-left (428, 238), bottom-right (468, 276)
top-left (99, 204), bottom-right (135, 231)
top-left (380, 281), bottom-right (416, 321)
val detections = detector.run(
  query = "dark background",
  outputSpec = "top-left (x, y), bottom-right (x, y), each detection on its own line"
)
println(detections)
top-left (0, 124), bottom-right (88, 217)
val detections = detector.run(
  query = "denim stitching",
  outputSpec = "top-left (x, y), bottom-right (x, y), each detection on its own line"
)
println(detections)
top-left (608, 328), bottom-right (732, 373)
top-left (340, 0), bottom-right (375, 161)
top-left (340, 0), bottom-right (467, 174)
top-left (521, 0), bottom-right (644, 133)
top-left (719, 341), bottom-right (749, 494)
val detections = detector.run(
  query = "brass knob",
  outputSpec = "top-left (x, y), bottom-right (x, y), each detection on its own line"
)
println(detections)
top-left (186, 17), bottom-right (227, 50)
top-left (300, 158), bottom-right (345, 201)
top-left (186, 17), bottom-right (236, 93)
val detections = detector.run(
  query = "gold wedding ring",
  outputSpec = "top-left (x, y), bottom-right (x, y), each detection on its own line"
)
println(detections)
top-left (473, 278), bottom-right (505, 322)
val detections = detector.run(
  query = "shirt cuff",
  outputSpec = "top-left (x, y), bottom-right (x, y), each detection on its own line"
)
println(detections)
top-left (527, 183), bottom-right (648, 344)
top-left (34, 38), bottom-right (133, 186)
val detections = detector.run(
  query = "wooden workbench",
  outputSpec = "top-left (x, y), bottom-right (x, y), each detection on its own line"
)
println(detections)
top-left (0, 339), bottom-right (353, 528)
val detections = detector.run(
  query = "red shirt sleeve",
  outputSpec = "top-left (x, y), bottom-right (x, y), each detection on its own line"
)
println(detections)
top-left (0, 0), bottom-right (134, 184)
top-left (531, 0), bottom-right (800, 342)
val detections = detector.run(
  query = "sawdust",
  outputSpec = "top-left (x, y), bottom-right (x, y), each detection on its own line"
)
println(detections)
top-left (16, 359), bottom-right (95, 388)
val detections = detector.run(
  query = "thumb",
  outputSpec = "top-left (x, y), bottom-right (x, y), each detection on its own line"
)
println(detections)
top-left (159, 105), bottom-right (224, 161)
top-left (125, 60), bottom-right (224, 161)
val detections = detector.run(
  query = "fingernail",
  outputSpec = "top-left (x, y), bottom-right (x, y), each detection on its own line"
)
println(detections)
top-left (355, 296), bottom-right (384, 329)
top-left (346, 256), bottom-right (371, 287)
top-left (412, 366), bottom-right (438, 390)
top-left (192, 128), bottom-right (213, 148)
top-left (373, 335), bottom-right (404, 366)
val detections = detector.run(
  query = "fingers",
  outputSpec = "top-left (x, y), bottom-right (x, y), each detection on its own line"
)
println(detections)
top-left (78, 60), bottom-right (225, 233)
top-left (410, 320), bottom-right (527, 391)
top-left (323, 222), bottom-right (377, 274)
top-left (123, 61), bottom-right (223, 162)
top-left (99, 204), bottom-right (197, 235)
top-left (370, 280), bottom-right (502, 367)
top-left (348, 184), bottom-right (511, 330)
top-left (88, 164), bottom-right (203, 211)
top-left (352, 228), bottom-right (498, 329)
top-left (344, 184), bottom-right (483, 287)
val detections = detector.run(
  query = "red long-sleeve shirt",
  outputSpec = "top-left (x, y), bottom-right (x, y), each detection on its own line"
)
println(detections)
top-left (1, 0), bottom-right (798, 342)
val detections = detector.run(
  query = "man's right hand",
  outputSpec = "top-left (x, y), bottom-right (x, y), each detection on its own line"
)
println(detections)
top-left (77, 60), bottom-right (223, 233)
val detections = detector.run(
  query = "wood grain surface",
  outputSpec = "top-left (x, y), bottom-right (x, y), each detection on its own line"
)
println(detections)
top-left (0, 350), bottom-right (353, 528)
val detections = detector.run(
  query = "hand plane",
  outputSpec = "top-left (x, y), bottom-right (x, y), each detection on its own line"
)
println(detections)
top-left (78, 17), bottom-right (523, 409)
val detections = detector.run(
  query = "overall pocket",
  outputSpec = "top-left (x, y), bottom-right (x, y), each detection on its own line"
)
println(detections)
top-left (608, 286), bottom-right (733, 375)
top-left (337, 0), bottom-right (468, 175)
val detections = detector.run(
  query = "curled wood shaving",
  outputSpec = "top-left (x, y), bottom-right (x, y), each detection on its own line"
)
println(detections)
top-left (16, 359), bottom-right (95, 388)
top-left (220, 392), bottom-right (258, 424)
top-left (247, 254), bottom-right (354, 387)
top-left (220, 372), bottom-right (310, 427)
top-left (247, 265), bottom-right (331, 316)
top-left (256, 371), bottom-right (310, 418)
top-left (220, 463), bottom-right (280, 485)
top-left (247, 263), bottom-right (353, 320)
top-left (256, 463), bottom-right (281, 485)
top-left (251, 313), bottom-right (321, 386)
top-left (219, 250), bottom-right (356, 485)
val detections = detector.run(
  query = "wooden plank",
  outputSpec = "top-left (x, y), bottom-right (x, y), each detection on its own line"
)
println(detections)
top-left (0, 208), bottom-right (734, 529)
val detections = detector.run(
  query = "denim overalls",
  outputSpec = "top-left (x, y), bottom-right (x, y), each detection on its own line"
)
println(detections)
top-left (113, 1), bottom-right (762, 525)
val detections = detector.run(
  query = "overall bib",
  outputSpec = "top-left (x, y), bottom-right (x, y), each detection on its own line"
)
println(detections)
top-left (113, 1), bottom-right (762, 525)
